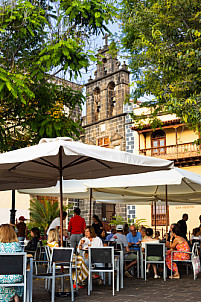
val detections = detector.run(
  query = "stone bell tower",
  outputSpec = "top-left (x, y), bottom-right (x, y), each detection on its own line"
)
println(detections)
top-left (83, 35), bottom-right (130, 150)
top-left (79, 37), bottom-right (130, 226)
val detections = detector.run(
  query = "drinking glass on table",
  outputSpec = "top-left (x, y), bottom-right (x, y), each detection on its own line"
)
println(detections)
top-left (80, 239), bottom-right (86, 251)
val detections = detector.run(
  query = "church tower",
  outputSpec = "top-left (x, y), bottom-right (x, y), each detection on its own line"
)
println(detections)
top-left (80, 37), bottom-right (130, 225)
top-left (83, 36), bottom-right (129, 151)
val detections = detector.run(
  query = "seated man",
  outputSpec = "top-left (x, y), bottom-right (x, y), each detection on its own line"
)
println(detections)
top-left (127, 225), bottom-right (142, 252)
top-left (110, 225), bottom-right (137, 278)
top-left (124, 225), bottom-right (142, 276)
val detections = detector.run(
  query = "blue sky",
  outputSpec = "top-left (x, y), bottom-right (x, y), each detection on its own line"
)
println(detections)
top-left (76, 22), bottom-right (123, 86)
top-left (77, 22), bottom-right (125, 116)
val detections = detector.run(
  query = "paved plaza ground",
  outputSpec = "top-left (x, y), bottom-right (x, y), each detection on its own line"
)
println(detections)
top-left (32, 271), bottom-right (201, 302)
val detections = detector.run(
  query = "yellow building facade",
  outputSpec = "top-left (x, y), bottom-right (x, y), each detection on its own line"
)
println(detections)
top-left (132, 106), bottom-right (201, 238)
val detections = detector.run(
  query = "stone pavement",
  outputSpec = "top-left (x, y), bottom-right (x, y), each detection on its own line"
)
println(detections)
top-left (32, 271), bottom-right (201, 302)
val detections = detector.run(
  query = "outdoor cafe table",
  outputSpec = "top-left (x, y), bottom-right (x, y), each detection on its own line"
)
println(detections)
top-left (113, 249), bottom-right (140, 289)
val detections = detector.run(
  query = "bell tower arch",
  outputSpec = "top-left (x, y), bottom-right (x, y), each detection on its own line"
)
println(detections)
top-left (85, 40), bottom-right (130, 134)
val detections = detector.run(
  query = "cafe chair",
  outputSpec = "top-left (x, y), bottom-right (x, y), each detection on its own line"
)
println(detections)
top-left (37, 242), bottom-right (46, 261)
top-left (171, 243), bottom-right (196, 280)
top-left (0, 252), bottom-right (27, 302)
top-left (44, 246), bottom-right (78, 292)
top-left (18, 240), bottom-right (26, 251)
top-left (108, 241), bottom-right (123, 250)
top-left (145, 243), bottom-right (166, 281)
top-left (88, 247), bottom-right (117, 296)
top-left (33, 247), bottom-right (75, 302)
top-left (107, 241), bottom-right (124, 289)
top-left (25, 241), bottom-right (42, 274)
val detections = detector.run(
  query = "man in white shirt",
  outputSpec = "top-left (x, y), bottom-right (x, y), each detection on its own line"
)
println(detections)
top-left (47, 211), bottom-right (67, 236)
top-left (110, 224), bottom-right (128, 249)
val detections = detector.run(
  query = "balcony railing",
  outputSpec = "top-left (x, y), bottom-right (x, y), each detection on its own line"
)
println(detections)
top-left (151, 214), bottom-right (169, 226)
top-left (139, 142), bottom-right (201, 160)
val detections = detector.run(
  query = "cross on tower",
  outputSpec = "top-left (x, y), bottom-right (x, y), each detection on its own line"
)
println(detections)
top-left (103, 34), bottom-right (109, 46)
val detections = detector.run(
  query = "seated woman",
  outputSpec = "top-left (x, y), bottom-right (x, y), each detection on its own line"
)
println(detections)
top-left (166, 224), bottom-right (190, 279)
top-left (0, 224), bottom-right (23, 302)
top-left (141, 228), bottom-right (160, 279)
top-left (78, 226), bottom-right (103, 285)
top-left (98, 229), bottom-right (107, 244)
top-left (24, 227), bottom-right (40, 253)
top-left (47, 229), bottom-right (59, 250)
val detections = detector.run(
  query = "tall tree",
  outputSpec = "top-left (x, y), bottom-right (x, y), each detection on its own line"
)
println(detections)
top-left (120, 0), bottom-right (201, 136)
top-left (0, 0), bottom-right (116, 151)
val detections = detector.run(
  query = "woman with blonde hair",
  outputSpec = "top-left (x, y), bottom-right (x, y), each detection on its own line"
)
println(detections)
top-left (47, 229), bottom-right (59, 250)
top-left (0, 224), bottom-right (23, 302)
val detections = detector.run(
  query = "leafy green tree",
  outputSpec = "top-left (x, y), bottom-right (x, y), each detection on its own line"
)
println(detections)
top-left (109, 215), bottom-right (148, 230)
top-left (109, 215), bottom-right (126, 226)
top-left (0, 0), bottom-right (116, 151)
top-left (120, 0), bottom-right (201, 136)
top-left (29, 197), bottom-right (72, 233)
top-left (127, 218), bottom-right (148, 230)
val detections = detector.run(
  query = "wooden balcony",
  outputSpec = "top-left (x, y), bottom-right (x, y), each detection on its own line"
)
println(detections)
top-left (139, 142), bottom-right (201, 164)
top-left (151, 204), bottom-right (169, 226)
top-left (151, 214), bottom-right (169, 226)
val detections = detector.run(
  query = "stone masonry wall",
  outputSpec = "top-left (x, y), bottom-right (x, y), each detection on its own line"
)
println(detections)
top-left (83, 114), bottom-right (126, 151)
top-left (86, 70), bottom-right (129, 125)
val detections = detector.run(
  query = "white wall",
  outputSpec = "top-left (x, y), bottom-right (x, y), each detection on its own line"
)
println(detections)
top-left (0, 191), bottom-right (30, 224)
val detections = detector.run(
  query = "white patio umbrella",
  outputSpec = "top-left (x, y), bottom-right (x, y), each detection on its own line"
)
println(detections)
top-left (85, 168), bottom-right (201, 231)
top-left (0, 137), bottom-right (173, 244)
top-left (18, 179), bottom-right (88, 198)
top-left (19, 168), bottom-right (201, 232)
top-left (84, 168), bottom-right (201, 203)
top-left (19, 168), bottom-right (201, 203)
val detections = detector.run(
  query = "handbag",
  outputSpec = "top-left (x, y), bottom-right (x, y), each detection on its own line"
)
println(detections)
top-left (192, 244), bottom-right (200, 276)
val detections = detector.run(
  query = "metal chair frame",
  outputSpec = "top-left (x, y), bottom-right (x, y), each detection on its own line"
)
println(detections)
top-left (44, 246), bottom-right (78, 292)
top-left (144, 243), bottom-right (166, 281)
top-left (25, 241), bottom-right (42, 274)
top-left (33, 247), bottom-right (75, 302)
top-left (171, 243), bottom-right (197, 280)
top-left (88, 247), bottom-right (117, 296)
top-left (0, 252), bottom-right (27, 302)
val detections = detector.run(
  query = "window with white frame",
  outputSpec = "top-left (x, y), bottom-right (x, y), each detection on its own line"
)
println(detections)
top-left (127, 205), bottom-right (136, 219)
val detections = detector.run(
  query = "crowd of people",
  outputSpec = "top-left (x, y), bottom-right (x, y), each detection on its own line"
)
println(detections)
top-left (1, 210), bottom-right (201, 301)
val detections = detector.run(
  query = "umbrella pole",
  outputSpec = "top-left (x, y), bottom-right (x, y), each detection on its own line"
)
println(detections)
top-left (154, 201), bottom-right (156, 233)
top-left (59, 147), bottom-right (64, 247)
top-left (165, 185), bottom-right (168, 233)
top-left (10, 190), bottom-right (16, 225)
top-left (89, 188), bottom-right (92, 225)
